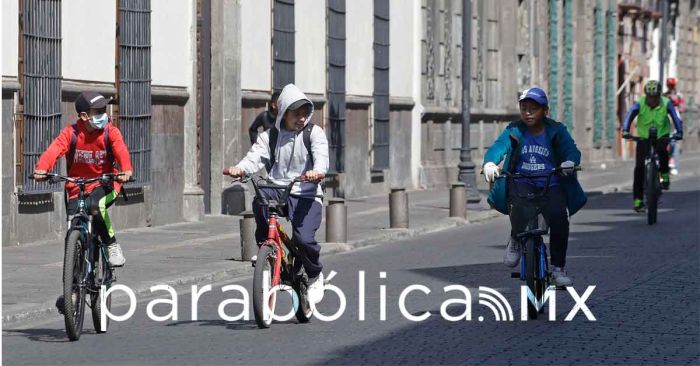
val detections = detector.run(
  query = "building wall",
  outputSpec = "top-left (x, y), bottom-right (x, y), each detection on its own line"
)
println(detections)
top-left (62, 0), bottom-right (116, 82)
top-left (295, 0), bottom-right (326, 95)
top-left (152, 0), bottom-right (193, 87)
top-left (2, 0), bottom-right (19, 77)
top-left (389, 0), bottom-right (414, 98)
top-left (240, 0), bottom-right (271, 91)
top-left (346, 0), bottom-right (374, 96)
top-left (1, 1), bottom-right (192, 245)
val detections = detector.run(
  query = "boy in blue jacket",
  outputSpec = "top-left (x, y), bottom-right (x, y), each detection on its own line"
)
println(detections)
top-left (482, 87), bottom-right (587, 286)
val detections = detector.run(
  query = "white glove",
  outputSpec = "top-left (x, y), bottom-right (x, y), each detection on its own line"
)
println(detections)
top-left (560, 160), bottom-right (575, 176)
top-left (483, 162), bottom-right (500, 183)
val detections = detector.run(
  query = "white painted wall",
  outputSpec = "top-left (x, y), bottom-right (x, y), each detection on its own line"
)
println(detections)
top-left (390, 0), bottom-right (414, 98)
top-left (2, 0), bottom-right (19, 77)
top-left (62, 0), bottom-right (115, 82)
top-left (346, 0), bottom-right (374, 96)
top-left (241, 0), bottom-right (271, 91)
top-left (151, 0), bottom-right (193, 87)
top-left (294, 0), bottom-right (325, 95)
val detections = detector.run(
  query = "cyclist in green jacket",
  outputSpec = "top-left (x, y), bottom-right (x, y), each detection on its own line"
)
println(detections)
top-left (622, 80), bottom-right (683, 212)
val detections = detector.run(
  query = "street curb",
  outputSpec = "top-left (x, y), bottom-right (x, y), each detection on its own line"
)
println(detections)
top-left (0, 178), bottom-right (646, 328)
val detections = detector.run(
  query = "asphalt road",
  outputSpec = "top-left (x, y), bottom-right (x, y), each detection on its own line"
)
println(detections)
top-left (3, 175), bottom-right (699, 365)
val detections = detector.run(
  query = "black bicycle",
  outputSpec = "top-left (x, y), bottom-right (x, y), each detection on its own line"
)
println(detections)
top-left (30, 173), bottom-right (131, 341)
top-left (498, 167), bottom-right (579, 319)
top-left (624, 127), bottom-right (680, 225)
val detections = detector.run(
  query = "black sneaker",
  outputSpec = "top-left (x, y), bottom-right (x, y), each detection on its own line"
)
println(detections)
top-left (55, 295), bottom-right (65, 315)
top-left (633, 199), bottom-right (646, 213)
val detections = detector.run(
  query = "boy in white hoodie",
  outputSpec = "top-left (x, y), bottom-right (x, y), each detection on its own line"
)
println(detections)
top-left (226, 84), bottom-right (329, 304)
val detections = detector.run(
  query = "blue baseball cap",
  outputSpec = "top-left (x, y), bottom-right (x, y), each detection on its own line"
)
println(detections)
top-left (518, 87), bottom-right (549, 106)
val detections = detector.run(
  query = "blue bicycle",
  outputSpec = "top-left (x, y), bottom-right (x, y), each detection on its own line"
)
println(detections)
top-left (499, 167), bottom-right (578, 319)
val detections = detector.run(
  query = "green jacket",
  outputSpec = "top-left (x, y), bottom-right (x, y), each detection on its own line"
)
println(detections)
top-left (483, 118), bottom-right (587, 216)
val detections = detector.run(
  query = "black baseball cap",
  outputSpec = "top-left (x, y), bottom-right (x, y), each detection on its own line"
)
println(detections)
top-left (75, 91), bottom-right (114, 113)
top-left (287, 99), bottom-right (312, 111)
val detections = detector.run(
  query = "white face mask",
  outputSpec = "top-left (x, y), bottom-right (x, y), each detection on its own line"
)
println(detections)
top-left (89, 113), bottom-right (108, 129)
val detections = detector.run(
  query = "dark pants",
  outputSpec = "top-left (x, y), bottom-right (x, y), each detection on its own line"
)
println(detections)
top-left (634, 139), bottom-right (670, 200)
top-left (508, 182), bottom-right (569, 268)
top-left (65, 186), bottom-right (118, 245)
top-left (253, 188), bottom-right (323, 278)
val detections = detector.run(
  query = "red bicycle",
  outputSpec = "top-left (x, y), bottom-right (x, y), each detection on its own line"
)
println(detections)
top-left (223, 170), bottom-right (323, 328)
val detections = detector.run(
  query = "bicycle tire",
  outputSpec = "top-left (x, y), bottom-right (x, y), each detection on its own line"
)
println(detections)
top-left (63, 230), bottom-right (87, 341)
top-left (525, 238), bottom-right (539, 320)
top-left (253, 244), bottom-right (277, 328)
top-left (646, 162), bottom-right (658, 225)
top-left (91, 245), bottom-right (112, 334)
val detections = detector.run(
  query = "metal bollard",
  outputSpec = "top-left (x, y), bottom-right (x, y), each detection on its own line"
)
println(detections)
top-left (239, 210), bottom-right (257, 261)
top-left (326, 198), bottom-right (347, 243)
top-left (449, 182), bottom-right (467, 219)
top-left (389, 188), bottom-right (409, 228)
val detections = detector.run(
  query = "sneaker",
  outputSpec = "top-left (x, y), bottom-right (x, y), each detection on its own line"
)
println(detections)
top-left (503, 237), bottom-right (521, 268)
top-left (670, 168), bottom-right (679, 176)
top-left (55, 295), bottom-right (65, 315)
top-left (107, 243), bottom-right (126, 267)
top-left (661, 173), bottom-right (670, 190)
top-left (307, 272), bottom-right (325, 305)
top-left (551, 267), bottom-right (573, 287)
top-left (633, 199), bottom-right (645, 213)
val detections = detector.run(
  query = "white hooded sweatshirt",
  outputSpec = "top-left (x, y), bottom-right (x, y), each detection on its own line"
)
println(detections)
top-left (235, 84), bottom-right (329, 200)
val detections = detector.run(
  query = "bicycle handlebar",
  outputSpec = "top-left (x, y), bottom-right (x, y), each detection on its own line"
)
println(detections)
top-left (28, 172), bottom-right (136, 184)
top-left (223, 168), bottom-right (325, 210)
top-left (623, 135), bottom-right (680, 142)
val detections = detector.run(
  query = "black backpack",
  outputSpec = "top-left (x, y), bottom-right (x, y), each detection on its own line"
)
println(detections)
top-left (67, 123), bottom-right (113, 171)
top-left (266, 124), bottom-right (314, 173)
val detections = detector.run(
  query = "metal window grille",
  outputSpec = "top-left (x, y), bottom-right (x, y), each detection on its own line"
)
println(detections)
top-left (327, 0), bottom-right (346, 173)
top-left (562, 0), bottom-right (574, 130)
top-left (19, 0), bottom-right (63, 193)
top-left (372, 0), bottom-right (390, 171)
top-left (606, 5), bottom-right (617, 142)
top-left (593, 0), bottom-right (604, 145)
top-left (118, 0), bottom-right (151, 186)
top-left (548, 0), bottom-right (559, 119)
top-left (273, 0), bottom-right (295, 92)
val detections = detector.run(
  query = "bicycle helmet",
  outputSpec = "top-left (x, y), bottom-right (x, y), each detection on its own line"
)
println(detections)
top-left (666, 77), bottom-right (677, 89)
top-left (644, 80), bottom-right (661, 97)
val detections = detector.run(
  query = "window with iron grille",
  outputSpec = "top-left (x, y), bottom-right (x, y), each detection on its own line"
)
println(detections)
top-left (372, 0), bottom-right (390, 171)
top-left (273, 0), bottom-right (295, 92)
top-left (327, 0), bottom-right (346, 173)
top-left (118, 0), bottom-right (151, 186)
top-left (19, 0), bottom-right (63, 193)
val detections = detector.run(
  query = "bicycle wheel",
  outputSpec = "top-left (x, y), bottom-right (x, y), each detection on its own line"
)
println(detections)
top-left (63, 230), bottom-right (87, 341)
top-left (293, 275), bottom-right (313, 323)
top-left (646, 162), bottom-right (658, 225)
top-left (253, 244), bottom-right (278, 328)
top-left (91, 245), bottom-right (112, 334)
top-left (525, 238), bottom-right (540, 320)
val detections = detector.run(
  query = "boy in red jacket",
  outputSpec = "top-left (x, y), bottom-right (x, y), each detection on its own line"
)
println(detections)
top-left (33, 91), bottom-right (133, 267)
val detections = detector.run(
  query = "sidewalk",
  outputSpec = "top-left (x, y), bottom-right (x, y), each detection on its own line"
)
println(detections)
top-left (4, 153), bottom-right (699, 327)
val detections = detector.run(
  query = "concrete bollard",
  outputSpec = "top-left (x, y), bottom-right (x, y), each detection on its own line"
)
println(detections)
top-left (239, 210), bottom-right (257, 261)
top-left (326, 198), bottom-right (347, 243)
top-left (389, 188), bottom-right (409, 228)
top-left (449, 182), bottom-right (467, 219)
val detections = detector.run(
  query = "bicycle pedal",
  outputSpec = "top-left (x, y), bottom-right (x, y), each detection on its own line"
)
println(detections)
top-left (55, 295), bottom-right (65, 315)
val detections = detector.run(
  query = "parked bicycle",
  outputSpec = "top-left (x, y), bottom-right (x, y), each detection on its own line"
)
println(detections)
top-left (624, 127), bottom-right (681, 225)
top-left (223, 170), bottom-right (323, 328)
top-left (30, 173), bottom-right (132, 341)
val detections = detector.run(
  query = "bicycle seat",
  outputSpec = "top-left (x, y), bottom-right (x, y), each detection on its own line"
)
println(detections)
top-left (515, 228), bottom-right (548, 239)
